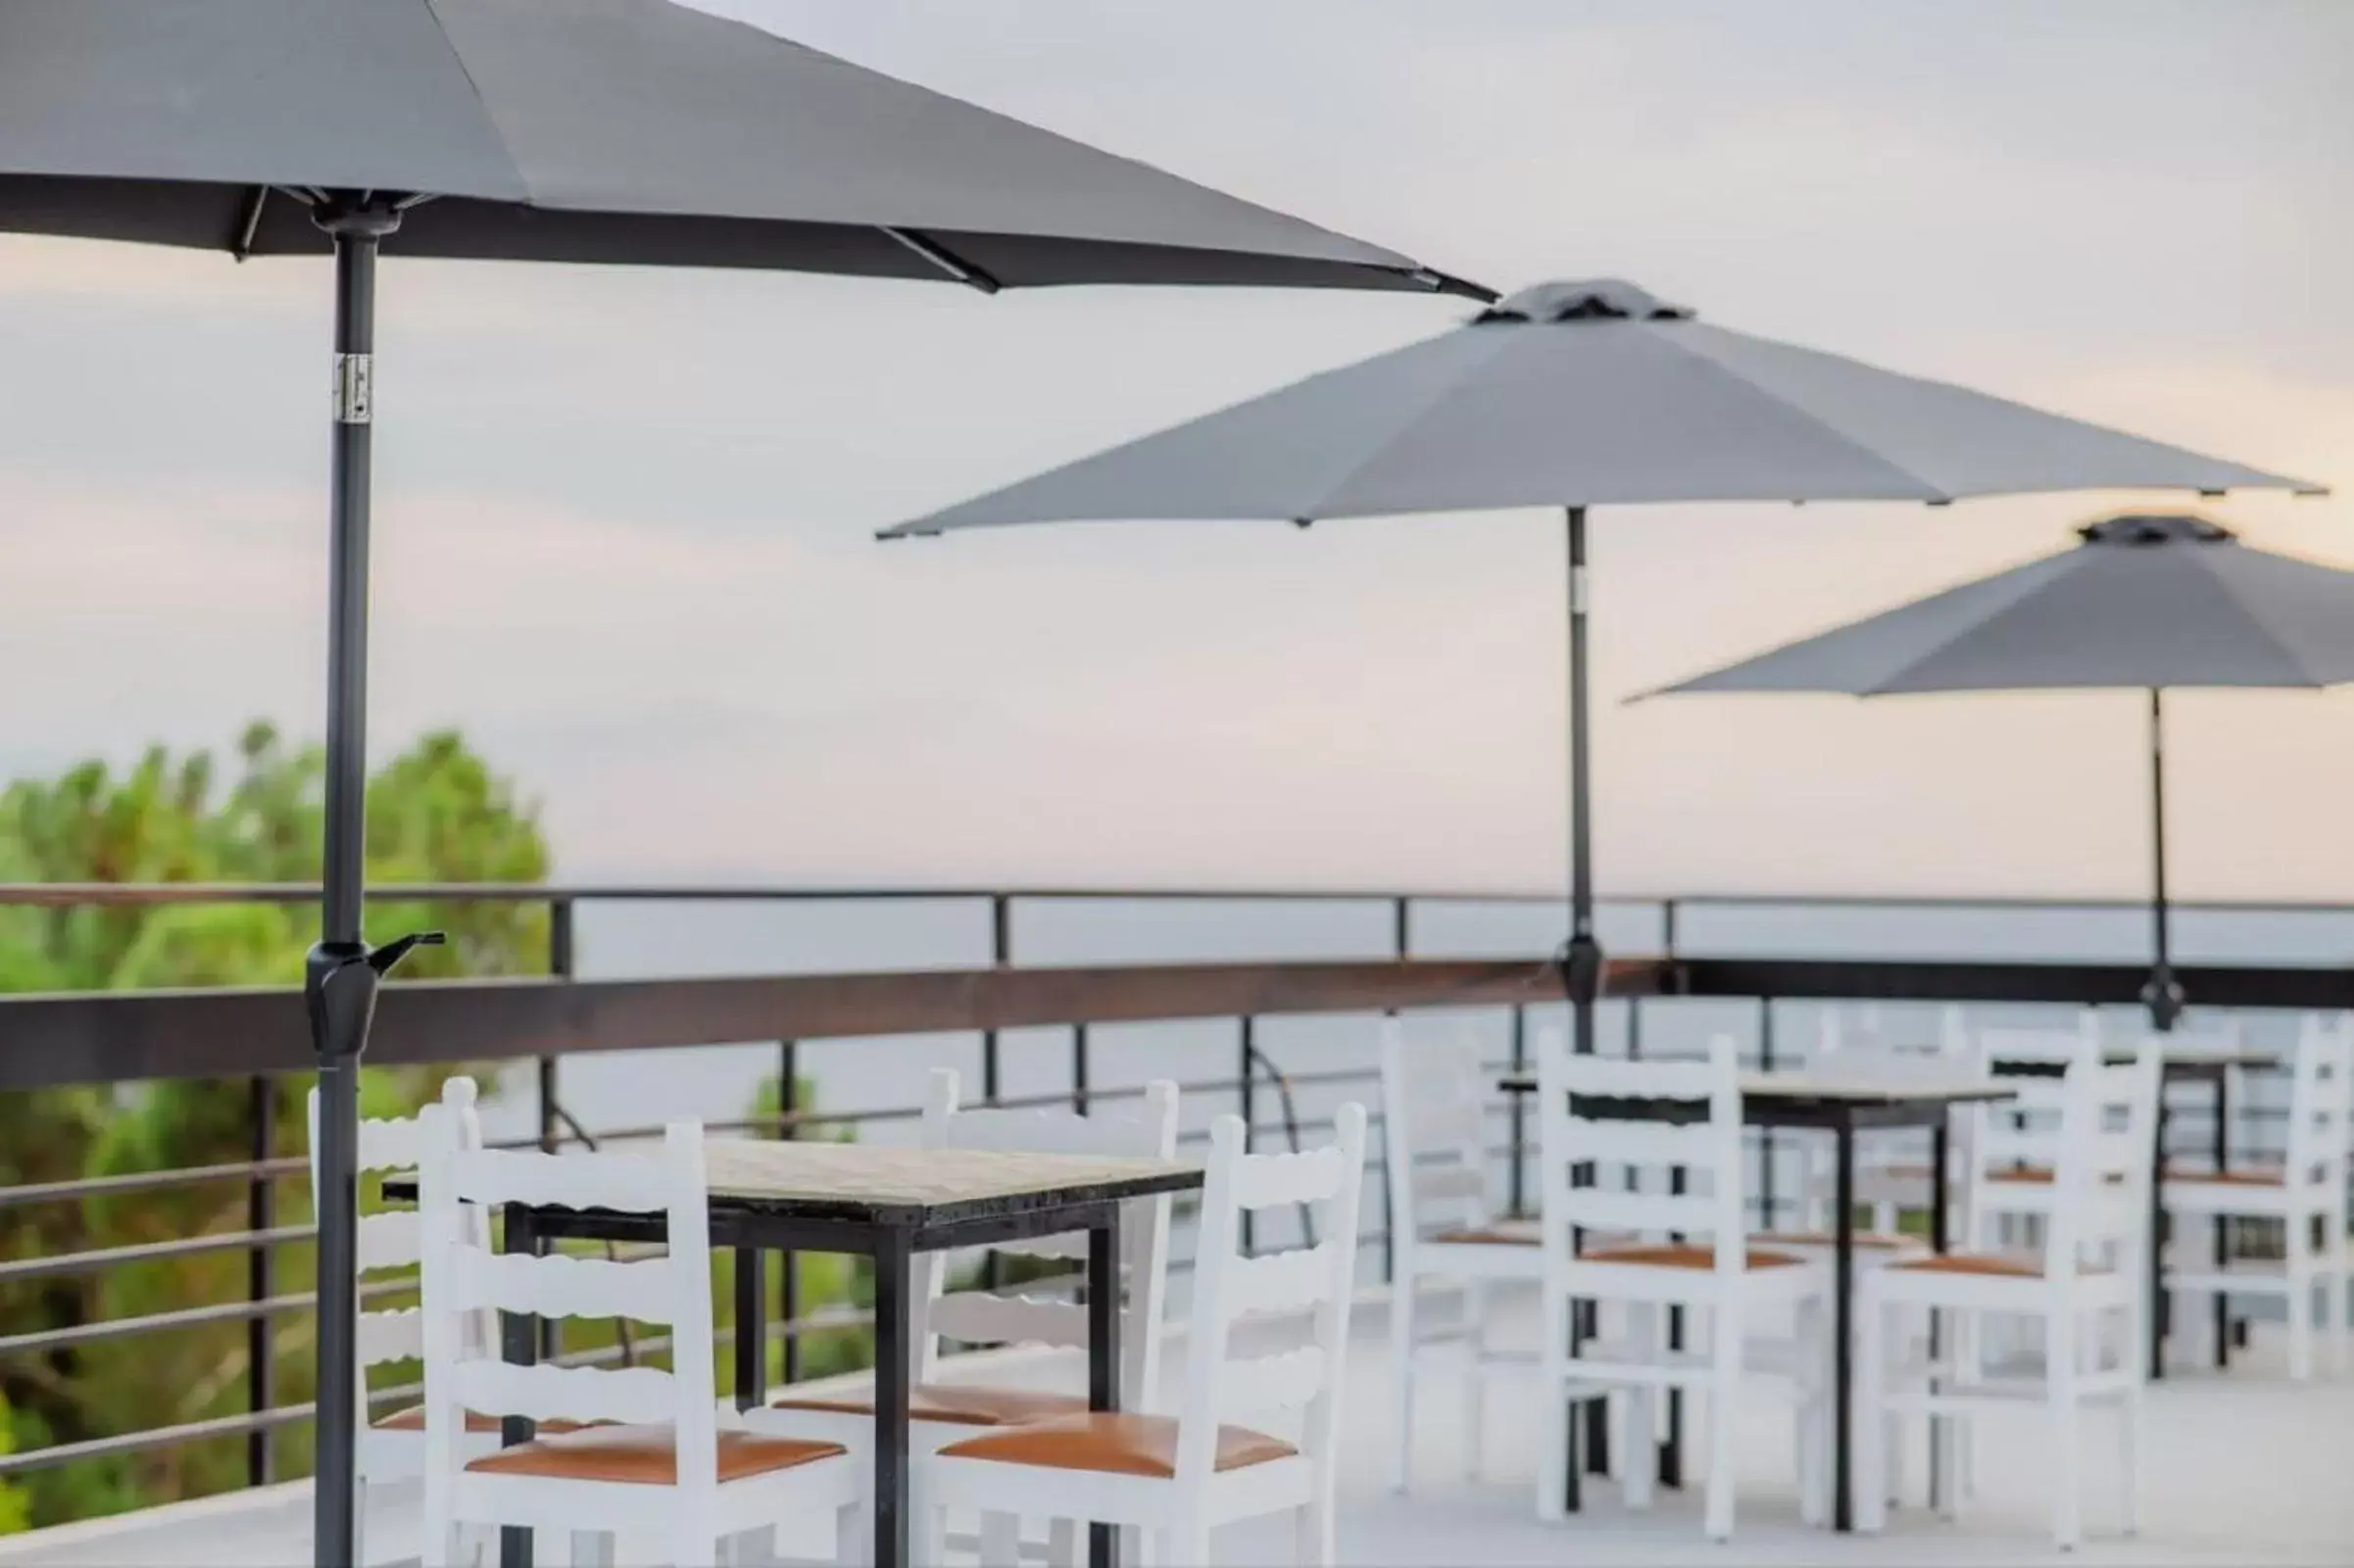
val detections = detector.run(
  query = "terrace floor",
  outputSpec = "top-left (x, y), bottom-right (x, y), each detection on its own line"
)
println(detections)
top-left (8, 1293), bottom-right (2348, 1568)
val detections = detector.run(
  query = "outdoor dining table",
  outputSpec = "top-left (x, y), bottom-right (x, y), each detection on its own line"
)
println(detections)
top-left (391, 1140), bottom-right (1202, 1568)
top-left (1497, 1068), bottom-right (2017, 1534)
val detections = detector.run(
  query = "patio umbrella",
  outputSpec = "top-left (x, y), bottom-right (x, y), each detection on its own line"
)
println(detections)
top-left (882, 279), bottom-right (2319, 1062)
top-left (0, 3), bottom-right (1479, 1554)
top-left (1643, 512), bottom-right (2354, 1028)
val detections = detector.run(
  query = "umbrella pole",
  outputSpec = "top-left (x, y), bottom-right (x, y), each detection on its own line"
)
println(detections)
top-left (1562, 506), bottom-right (1601, 1044)
top-left (306, 199), bottom-right (439, 1568)
top-left (2144, 686), bottom-right (2181, 1031)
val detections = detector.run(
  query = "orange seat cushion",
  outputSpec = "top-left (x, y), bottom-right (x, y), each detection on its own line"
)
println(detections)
top-left (2166, 1166), bottom-right (2285, 1188)
top-left (1888, 1251), bottom-right (2110, 1280)
top-left (935, 1411), bottom-right (1294, 1479)
top-left (465, 1423), bottom-right (844, 1486)
top-left (1579, 1243), bottom-right (1803, 1271)
top-left (1430, 1225), bottom-right (1540, 1247)
top-left (1986, 1167), bottom-right (2125, 1186)
top-left (374, 1405), bottom-right (589, 1436)
top-left (770, 1382), bottom-right (1087, 1428)
top-left (1751, 1231), bottom-right (1922, 1252)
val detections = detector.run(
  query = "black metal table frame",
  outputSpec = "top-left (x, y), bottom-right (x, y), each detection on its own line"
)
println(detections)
top-left (1521, 1086), bottom-right (1978, 1536)
top-left (381, 1171), bottom-right (1201, 1568)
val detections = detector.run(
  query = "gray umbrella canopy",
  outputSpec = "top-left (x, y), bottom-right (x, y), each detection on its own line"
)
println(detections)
top-left (0, 0), bottom-right (1477, 292)
top-left (1649, 514), bottom-right (2354, 696)
top-left (1647, 514), bottom-right (2354, 1026)
top-left (886, 280), bottom-right (2316, 533)
top-left (0, 7), bottom-right (1476, 1563)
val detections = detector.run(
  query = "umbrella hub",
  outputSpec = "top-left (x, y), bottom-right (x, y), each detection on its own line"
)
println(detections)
top-left (2079, 512), bottom-right (2236, 546)
top-left (1477, 278), bottom-right (1692, 324)
top-left (310, 195), bottom-right (407, 240)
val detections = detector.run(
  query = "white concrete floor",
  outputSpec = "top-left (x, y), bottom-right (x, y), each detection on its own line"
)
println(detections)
top-left (7, 1297), bottom-right (2348, 1567)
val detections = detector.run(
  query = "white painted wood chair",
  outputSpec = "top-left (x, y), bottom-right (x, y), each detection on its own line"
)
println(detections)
top-left (1855, 1030), bottom-right (2160, 1550)
top-left (1533, 1031), bottom-right (1832, 1542)
top-left (919, 1103), bottom-right (1368, 1567)
top-left (752, 1068), bottom-right (1180, 1562)
top-left (2164, 1012), bottom-right (2352, 1379)
top-left (417, 1112), bottom-right (860, 1568)
top-left (306, 1076), bottom-right (500, 1566)
top-left (1378, 1014), bottom-right (1540, 1492)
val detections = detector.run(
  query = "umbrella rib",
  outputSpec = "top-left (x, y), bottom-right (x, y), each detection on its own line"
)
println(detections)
top-left (880, 226), bottom-right (1003, 293)
top-left (2192, 554), bottom-right (2335, 688)
top-left (1656, 331), bottom-right (1951, 502)
top-left (1294, 329), bottom-right (1520, 518)
top-left (229, 185), bottom-right (268, 261)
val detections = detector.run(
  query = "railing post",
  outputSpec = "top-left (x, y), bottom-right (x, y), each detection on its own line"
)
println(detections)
top-left (1238, 1015), bottom-right (1256, 1256)
top-left (1756, 995), bottom-right (1777, 1229)
top-left (777, 1038), bottom-right (801, 1387)
top-left (1506, 1004), bottom-right (1528, 1218)
top-left (538, 896), bottom-right (572, 1361)
top-left (246, 1073), bottom-right (274, 1488)
top-left (1071, 1022), bottom-right (1090, 1113)
top-left (982, 894), bottom-right (1010, 1293)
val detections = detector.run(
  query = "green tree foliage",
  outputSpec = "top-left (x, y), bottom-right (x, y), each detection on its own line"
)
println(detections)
top-left (0, 726), bottom-right (549, 1528)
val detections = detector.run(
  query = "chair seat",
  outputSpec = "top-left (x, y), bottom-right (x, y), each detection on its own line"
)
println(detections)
top-left (465, 1424), bottom-right (844, 1486)
top-left (769, 1381), bottom-right (1087, 1428)
top-left (374, 1405), bottom-right (590, 1436)
top-left (1885, 1250), bottom-right (2109, 1281)
top-left (934, 1411), bottom-right (1295, 1479)
top-left (1429, 1220), bottom-right (1540, 1247)
top-left (2165, 1166), bottom-right (2284, 1188)
top-left (1580, 1243), bottom-right (1804, 1271)
top-left (1751, 1230), bottom-right (1924, 1252)
top-left (1986, 1167), bottom-right (2125, 1186)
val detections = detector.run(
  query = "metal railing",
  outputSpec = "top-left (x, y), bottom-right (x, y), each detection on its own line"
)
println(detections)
top-left (0, 880), bottom-right (2347, 1517)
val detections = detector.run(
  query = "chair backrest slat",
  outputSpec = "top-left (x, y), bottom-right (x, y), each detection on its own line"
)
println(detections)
top-left (1538, 1028), bottom-right (1742, 1255)
top-left (2284, 1014), bottom-right (2354, 1193)
top-left (914, 1069), bottom-right (1179, 1408)
top-left (419, 1115), bottom-right (717, 1488)
top-left (1179, 1105), bottom-right (1365, 1485)
top-left (309, 1077), bottom-right (491, 1378)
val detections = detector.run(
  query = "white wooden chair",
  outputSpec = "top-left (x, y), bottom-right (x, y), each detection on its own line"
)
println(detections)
top-left (1533, 1031), bottom-right (1832, 1542)
top-left (1378, 1014), bottom-right (1540, 1492)
top-left (752, 1069), bottom-right (1180, 1562)
top-left (919, 1103), bottom-right (1368, 1567)
top-left (417, 1112), bottom-right (860, 1568)
top-left (306, 1076), bottom-right (500, 1566)
top-left (2164, 1012), bottom-right (2352, 1379)
top-left (1855, 1031), bottom-right (2160, 1549)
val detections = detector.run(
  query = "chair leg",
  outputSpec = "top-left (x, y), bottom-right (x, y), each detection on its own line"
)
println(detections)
top-left (1792, 1292), bottom-right (1825, 1530)
top-left (351, 1474), bottom-right (369, 1568)
top-left (834, 1502), bottom-right (867, 1568)
top-left (2326, 1249), bottom-right (2350, 1377)
top-left (1855, 1296), bottom-right (1888, 1535)
top-left (2288, 1258), bottom-right (2316, 1382)
top-left (1537, 1277), bottom-right (1572, 1524)
top-left (1046, 1517), bottom-right (1081, 1568)
top-left (2047, 1307), bottom-right (2082, 1551)
top-left (1390, 1276), bottom-right (1416, 1494)
top-left (1701, 1307), bottom-right (1741, 1543)
top-left (1165, 1515), bottom-right (1210, 1568)
top-left (1464, 1279), bottom-right (1488, 1483)
top-left (1621, 1305), bottom-right (1657, 1512)
top-left (569, 1531), bottom-right (614, 1568)
top-left (980, 1510), bottom-right (1021, 1565)
top-left (2119, 1376), bottom-right (2143, 1538)
top-left (1294, 1498), bottom-right (1335, 1567)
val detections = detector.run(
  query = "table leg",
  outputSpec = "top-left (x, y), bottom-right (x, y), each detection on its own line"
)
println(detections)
top-left (734, 1245), bottom-right (766, 1409)
top-left (1833, 1125), bottom-right (1856, 1534)
top-left (1927, 1117), bottom-right (1949, 1514)
top-left (2149, 1090), bottom-right (2170, 1381)
top-left (498, 1206), bottom-right (540, 1568)
top-left (2213, 1072), bottom-right (2231, 1370)
top-left (1661, 1163), bottom-right (1685, 1491)
top-left (1088, 1212), bottom-right (1124, 1568)
top-left (872, 1233), bottom-right (912, 1568)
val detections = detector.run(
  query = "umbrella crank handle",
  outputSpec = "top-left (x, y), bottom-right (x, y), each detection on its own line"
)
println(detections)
top-left (305, 931), bottom-right (447, 1062)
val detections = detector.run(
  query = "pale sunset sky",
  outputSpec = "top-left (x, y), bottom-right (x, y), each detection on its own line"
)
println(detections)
top-left (0, 0), bottom-right (2348, 903)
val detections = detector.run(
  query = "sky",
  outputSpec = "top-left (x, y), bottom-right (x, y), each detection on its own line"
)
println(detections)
top-left (1, 0), bottom-right (2350, 903)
